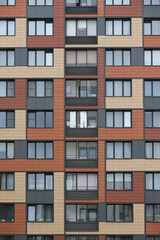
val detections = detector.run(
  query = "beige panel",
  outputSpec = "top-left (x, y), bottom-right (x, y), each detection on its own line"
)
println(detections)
top-left (0, 110), bottom-right (26, 140)
top-left (27, 172), bottom-right (64, 234)
top-left (0, 49), bottom-right (64, 78)
top-left (106, 159), bottom-right (160, 171)
top-left (106, 79), bottom-right (143, 109)
top-left (98, 18), bottom-right (142, 47)
top-left (67, 204), bottom-right (144, 235)
top-left (0, 18), bottom-right (26, 47)
top-left (0, 172), bottom-right (25, 202)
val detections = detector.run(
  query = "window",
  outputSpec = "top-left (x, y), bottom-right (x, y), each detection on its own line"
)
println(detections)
top-left (146, 205), bottom-right (160, 222)
top-left (28, 173), bottom-right (53, 190)
top-left (106, 50), bottom-right (131, 66)
top-left (0, 80), bottom-right (14, 97)
top-left (106, 173), bottom-right (132, 190)
top-left (0, 173), bottom-right (14, 190)
top-left (0, 0), bottom-right (15, 5)
top-left (66, 142), bottom-right (97, 160)
top-left (0, 142), bottom-right (14, 159)
top-left (144, 50), bottom-right (160, 66)
top-left (0, 20), bottom-right (15, 36)
top-left (66, 237), bottom-right (98, 240)
top-left (66, 50), bottom-right (97, 67)
top-left (106, 142), bottom-right (131, 159)
top-left (66, 173), bottom-right (98, 190)
top-left (28, 205), bottom-right (53, 222)
top-left (145, 80), bottom-right (160, 96)
top-left (145, 142), bottom-right (160, 159)
top-left (66, 80), bottom-right (97, 98)
top-left (144, 0), bottom-right (160, 5)
top-left (106, 19), bottom-right (130, 35)
top-left (28, 0), bottom-right (53, 5)
top-left (28, 142), bottom-right (53, 159)
top-left (0, 204), bottom-right (14, 222)
top-left (146, 173), bottom-right (160, 190)
top-left (146, 237), bottom-right (160, 240)
top-left (107, 237), bottom-right (133, 240)
top-left (27, 237), bottom-right (53, 240)
top-left (28, 111), bottom-right (53, 128)
top-left (66, 19), bottom-right (97, 37)
top-left (106, 80), bottom-right (131, 97)
top-left (66, 0), bottom-right (97, 7)
top-left (144, 19), bottom-right (160, 35)
top-left (28, 50), bottom-right (53, 66)
top-left (107, 204), bottom-right (133, 222)
top-left (0, 237), bottom-right (14, 240)
top-left (28, 19), bottom-right (53, 36)
top-left (28, 80), bottom-right (53, 97)
top-left (106, 111), bottom-right (131, 127)
top-left (145, 111), bottom-right (160, 127)
top-left (0, 50), bottom-right (14, 66)
top-left (0, 111), bottom-right (14, 128)
top-left (106, 0), bottom-right (130, 5)
top-left (66, 111), bottom-right (97, 128)
top-left (66, 204), bottom-right (97, 222)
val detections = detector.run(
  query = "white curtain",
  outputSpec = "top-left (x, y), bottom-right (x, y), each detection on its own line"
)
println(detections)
top-left (87, 20), bottom-right (96, 36)
top-left (66, 20), bottom-right (76, 36)
top-left (124, 112), bottom-right (131, 127)
top-left (88, 173), bottom-right (97, 190)
top-left (80, 112), bottom-right (87, 128)
top-left (36, 205), bottom-right (44, 221)
top-left (70, 111), bottom-right (76, 128)
top-left (77, 173), bottom-right (87, 190)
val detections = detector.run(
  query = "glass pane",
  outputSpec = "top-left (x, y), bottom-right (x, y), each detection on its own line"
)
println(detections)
top-left (114, 81), bottom-right (122, 96)
top-left (155, 205), bottom-right (160, 222)
top-left (46, 112), bottom-right (53, 128)
top-left (106, 81), bottom-right (113, 96)
top-left (8, 0), bottom-right (15, 4)
top-left (36, 205), bottom-right (44, 221)
top-left (37, 81), bottom-right (44, 97)
top-left (154, 174), bottom-right (160, 190)
top-left (106, 112), bottom-right (113, 127)
top-left (106, 51), bottom-right (113, 66)
top-left (8, 51), bottom-right (14, 66)
top-left (87, 20), bottom-right (97, 36)
top-left (66, 142), bottom-right (76, 159)
top-left (123, 20), bottom-right (130, 35)
top-left (146, 173), bottom-right (153, 190)
top-left (0, 51), bottom-right (6, 66)
top-left (107, 174), bottom-right (114, 189)
top-left (152, 21), bottom-right (160, 35)
top-left (115, 111), bottom-right (123, 127)
top-left (0, 82), bottom-right (6, 97)
top-left (125, 205), bottom-right (132, 221)
top-left (88, 173), bottom-right (97, 190)
top-left (154, 142), bottom-right (160, 158)
top-left (46, 142), bottom-right (53, 158)
top-left (153, 50), bottom-right (160, 65)
top-left (0, 21), bottom-right (7, 35)
top-left (123, 51), bottom-right (130, 66)
top-left (106, 0), bottom-right (112, 4)
top-left (107, 205), bottom-right (114, 221)
top-left (114, 20), bottom-right (122, 35)
top-left (37, 51), bottom-right (45, 66)
top-left (36, 142), bottom-right (44, 159)
top-left (153, 112), bottom-right (160, 127)
top-left (29, 21), bottom-right (35, 35)
top-left (88, 142), bottom-right (97, 159)
top-left (114, 51), bottom-right (122, 66)
top-left (7, 21), bottom-right (14, 35)
top-left (66, 205), bottom-right (76, 222)
top-left (6, 174), bottom-right (13, 190)
top-left (36, 174), bottom-right (45, 190)
top-left (77, 173), bottom-right (87, 190)
top-left (46, 23), bottom-right (53, 35)
top-left (146, 142), bottom-right (152, 158)
top-left (144, 0), bottom-right (150, 4)
top-left (66, 51), bottom-right (76, 66)
top-left (124, 112), bottom-right (131, 127)
top-left (153, 81), bottom-right (160, 96)
top-left (115, 205), bottom-right (124, 221)
top-left (106, 142), bottom-right (113, 158)
top-left (28, 143), bottom-right (35, 158)
top-left (145, 81), bottom-right (152, 96)
top-left (115, 173), bottom-right (123, 190)
top-left (46, 0), bottom-right (53, 4)
top-left (7, 143), bottom-right (14, 158)
top-left (28, 174), bottom-right (35, 190)
top-left (29, 81), bottom-right (35, 96)
top-left (144, 22), bottom-right (151, 35)
top-left (37, 0), bottom-right (45, 5)
top-left (114, 0), bottom-right (122, 4)
top-left (46, 205), bottom-right (53, 221)
top-left (115, 142), bottom-right (123, 158)
top-left (106, 20), bottom-right (113, 35)
top-left (87, 51), bottom-right (97, 66)
top-left (46, 53), bottom-right (53, 66)
top-left (77, 20), bottom-right (87, 36)
top-left (124, 173), bottom-right (131, 190)
top-left (29, 51), bottom-right (35, 66)
top-left (8, 81), bottom-right (14, 97)
top-left (77, 51), bottom-right (86, 66)
top-left (124, 142), bottom-right (131, 158)
top-left (145, 50), bottom-right (151, 65)
top-left (46, 175), bottom-right (53, 190)
top-left (152, 0), bottom-right (160, 4)
top-left (28, 112), bottom-right (35, 128)
top-left (0, 112), bottom-right (6, 127)
top-left (29, 0), bottom-right (35, 5)
top-left (123, 0), bottom-right (130, 4)
top-left (28, 206), bottom-right (35, 221)
top-left (46, 81), bottom-right (53, 97)
top-left (36, 112), bottom-right (44, 128)
top-left (124, 81), bottom-right (131, 96)
top-left (0, 173), bottom-right (6, 190)
top-left (0, 143), bottom-right (6, 159)
top-left (77, 205), bottom-right (87, 222)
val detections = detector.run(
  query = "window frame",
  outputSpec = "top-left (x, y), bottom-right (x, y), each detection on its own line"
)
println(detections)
top-left (144, 79), bottom-right (160, 97)
top-left (144, 49), bottom-right (160, 66)
top-left (0, 142), bottom-right (15, 159)
top-left (106, 79), bottom-right (132, 97)
top-left (106, 237), bottom-right (133, 240)
top-left (28, 79), bottom-right (53, 97)
top-left (146, 204), bottom-right (160, 222)
top-left (27, 141), bottom-right (53, 159)
top-left (0, 0), bottom-right (15, 5)
top-left (0, 172), bottom-right (14, 191)
top-left (0, 111), bottom-right (15, 128)
top-left (0, 19), bottom-right (15, 36)
top-left (0, 80), bottom-right (15, 97)
top-left (27, 172), bottom-right (53, 191)
top-left (144, 0), bottom-right (160, 5)
top-left (0, 204), bottom-right (14, 222)
top-left (28, 0), bottom-right (53, 5)
top-left (27, 111), bottom-right (53, 128)
top-left (27, 236), bottom-right (54, 240)
top-left (106, 172), bottom-right (132, 191)
top-left (145, 141), bottom-right (160, 159)
top-left (106, 0), bottom-right (131, 5)
top-left (106, 204), bottom-right (133, 222)
top-left (0, 50), bottom-right (15, 67)
top-left (28, 19), bottom-right (53, 36)
top-left (106, 49), bottom-right (131, 66)
top-left (145, 172), bottom-right (160, 190)
top-left (145, 111), bottom-right (160, 127)
top-left (0, 237), bottom-right (14, 240)
top-left (66, 236), bottom-right (98, 240)
top-left (106, 110), bottom-right (132, 128)
top-left (66, 50), bottom-right (97, 67)
top-left (106, 141), bottom-right (132, 159)
top-left (106, 19), bottom-right (131, 36)
top-left (28, 49), bottom-right (53, 67)
top-left (27, 204), bottom-right (53, 222)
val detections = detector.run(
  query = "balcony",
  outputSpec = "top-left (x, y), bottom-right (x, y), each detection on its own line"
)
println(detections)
top-left (66, 0), bottom-right (97, 14)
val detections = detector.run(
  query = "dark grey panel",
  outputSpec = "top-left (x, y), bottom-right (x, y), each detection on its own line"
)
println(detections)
top-left (66, 7), bottom-right (97, 14)
top-left (27, 191), bottom-right (54, 203)
top-left (98, 203), bottom-right (106, 222)
top-left (15, 48), bottom-right (27, 66)
top-left (27, 98), bottom-right (54, 110)
top-left (66, 191), bottom-right (98, 200)
top-left (66, 37), bottom-right (97, 44)
top-left (66, 128), bottom-right (98, 137)
top-left (131, 48), bottom-right (143, 66)
top-left (15, 235), bottom-right (26, 240)
top-left (66, 223), bottom-right (98, 231)
top-left (66, 67), bottom-right (97, 75)
top-left (132, 140), bottom-right (145, 159)
top-left (98, 109), bottom-right (106, 128)
top-left (15, 141), bottom-right (27, 159)
top-left (144, 6), bottom-right (160, 18)
top-left (27, 6), bottom-right (54, 18)
top-left (146, 191), bottom-right (160, 203)
top-left (145, 97), bottom-right (160, 110)
top-left (98, 18), bottom-right (105, 35)
top-left (66, 159), bottom-right (98, 168)
top-left (66, 98), bottom-right (97, 106)
top-left (133, 236), bottom-right (145, 240)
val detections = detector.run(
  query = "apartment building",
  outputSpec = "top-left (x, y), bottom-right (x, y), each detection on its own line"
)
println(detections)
top-left (0, 0), bottom-right (160, 239)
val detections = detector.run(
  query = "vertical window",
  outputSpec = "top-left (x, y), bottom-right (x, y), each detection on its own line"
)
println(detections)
top-left (145, 80), bottom-right (160, 97)
top-left (107, 173), bottom-right (132, 190)
top-left (106, 0), bottom-right (130, 5)
top-left (107, 204), bottom-right (133, 222)
top-left (106, 50), bottom-right (131, 66)
top-left (146, 142), bottom-right (160, 159)
top-left (146, 173), bottom-right (160, 190)
top-left (28, 80), bottom-right (53, 97)
top-left (28, 142), bottom-right (53, 159)
top-left (0, 173), bottom-right (14, 190)
top-left (106, 111), bottom-right (131, 127)
top-left (144, 50), bottom-right (160, 66)
top-left (28, 205), bottom-right (53, 222)
top-left (28, 50), bottom-right (53, 66)
top-left (106, 142), bottom-right (131, 159)
top-left (28, 173), bottom-right (53, 190)
top-left (28, 20), bottom-right (53, 36)
top-left (0, 81), bottom-right (14, 97)
top-left (146, 205), bottom-right (160, 222)
top-left (106, 19), bottom-right (130, 36)
top-left (0, 111), bottom-right (15, 128)
top-left (0, 204), bottom-right (14, 222)
top-left (0, 50), bottom-right (14, 66)
top-left (28, 111), bottom-right (53, 128)
top-left (66, 50), bottom-right (97, 67)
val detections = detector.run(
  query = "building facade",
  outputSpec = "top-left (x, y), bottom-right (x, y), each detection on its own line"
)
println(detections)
top-left (0, 0), bottom-right (159, 239)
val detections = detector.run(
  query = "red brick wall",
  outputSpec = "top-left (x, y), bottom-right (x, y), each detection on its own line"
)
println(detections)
top-left (145, 129), bottom-right (160, 140)
top-left (144, 36), bottom-right (160, 47)
top-left (146, 223), bottom-right (160, 234)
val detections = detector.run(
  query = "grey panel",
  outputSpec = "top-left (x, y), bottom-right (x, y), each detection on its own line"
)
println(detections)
top-left (15, 48), bottom-right (27, 66)
top-left (66, 223), bottom-right (98, 231)
top-left (27, 191), bottom-right (54, 203)
top-left (66, 98), bottom-right (97, 106)
top-left (133, 236), bottom-right (145, 240)
top-left (65, 7), bottom-right (97, 14)
top-left (98, 203), bottom-right (106, 222)
top-left (66, 191), bottom-right (98, 200)
top-left (66, 129), bottom-right (98, 137)
top-left (15, 235), bottom-right (26, 240)
top-left (98, 109), bottom-right (106, 128)
top-left (66, 67), bottom-right (97, 75)
top-left (27, 6), bottom-right (54, 18)
top-left (146, 191), bottom-right (160, 203)
top-left (145, 97), bottom-right (160, 109)
top-left (144, 6), bottom-right (160, 18)
top-left (132, 140), bottom-right (145, 159)
top-left (15, 141), bottom-right (27, 159)
top-left (27, 98), bottom-right (54, 110)
top-left (98, 18), bottom-right (105, 35)
top-left (66, 37), bottom-right (97, 45)
top-left (66, 160), bottom-right (98, 168)
top-left (131, 48), bottom-right (143, 66)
